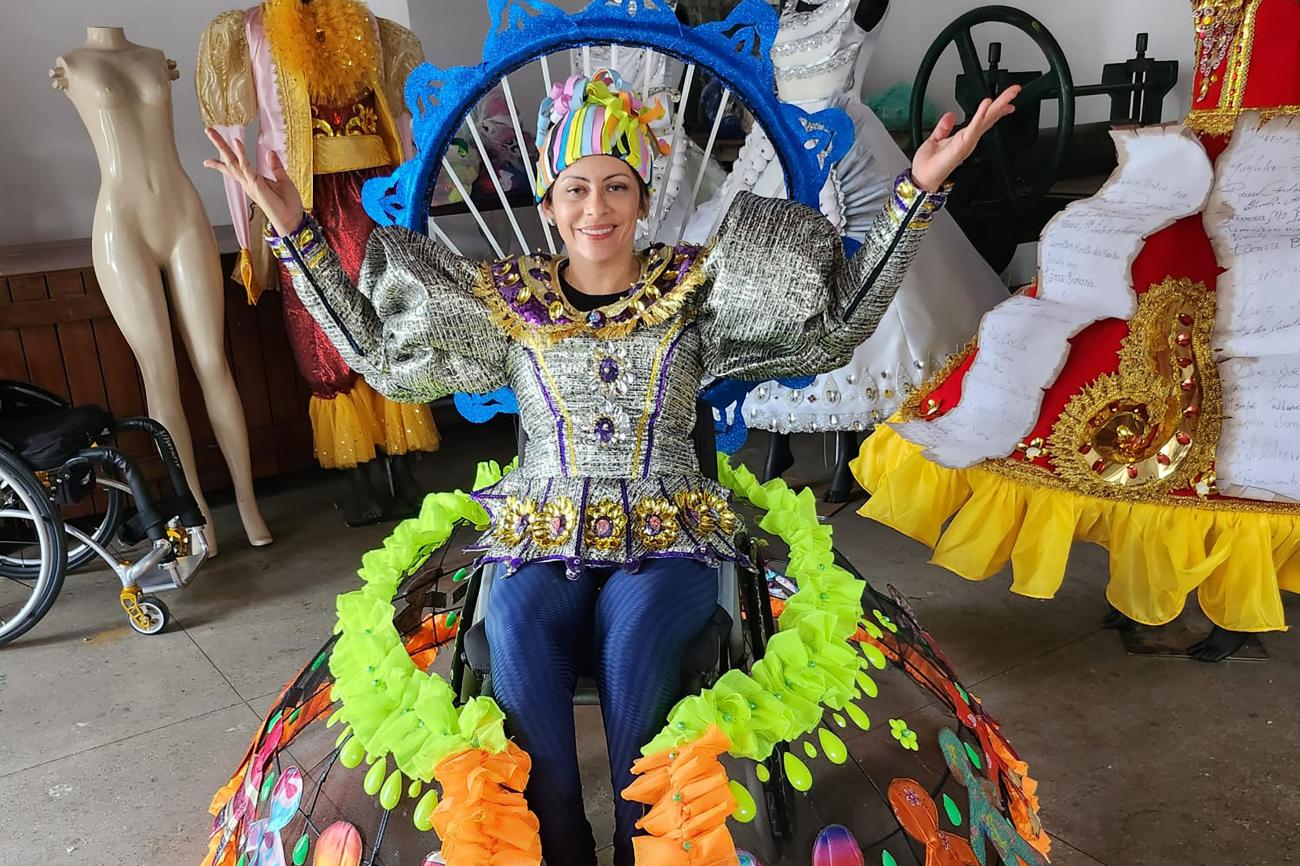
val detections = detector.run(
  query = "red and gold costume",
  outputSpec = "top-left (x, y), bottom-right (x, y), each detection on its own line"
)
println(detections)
top-left (853, 0), bottom-right (1300, 634)
top-left (198, 0), bottom-right (439, 469)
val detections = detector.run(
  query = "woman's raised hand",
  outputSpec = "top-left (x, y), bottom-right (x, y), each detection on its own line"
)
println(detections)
top-left (203, 128), bottom-right (304, 237)
top-left (910, 85), bottom-right (1021, 193)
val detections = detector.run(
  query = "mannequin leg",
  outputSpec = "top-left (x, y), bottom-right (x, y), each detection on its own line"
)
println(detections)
top-left (167, 228), bottom-right (272, 546)
top-left (92, 233), bottom-right (217, 553)
top-left (763, 432), bottom-right (795, 482)
top-left (825, 430), bottom-right (860, 503)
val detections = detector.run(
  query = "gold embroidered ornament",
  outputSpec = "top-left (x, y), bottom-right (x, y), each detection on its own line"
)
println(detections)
top-left (673, 491), bottom-right (737, 537)
top-left (1193, 0), bottom-right (1250, 99)
top-left (584, 500), bottom-right (628, 552)
top-left (1045, 277), bottom-right (1221, 499)
top-left (495, 496), bottom-right (539, 547)
top-left (632, 498), bottom-right (680, 551)
top-left (531, 497), bottom-right (578, 548)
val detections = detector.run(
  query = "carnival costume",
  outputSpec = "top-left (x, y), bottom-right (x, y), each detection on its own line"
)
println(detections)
top-left (854, 0), bottom-right (1300, 637)
top-left (688, 0), bottom-right (1007, 435)
top-left (199, 4), bottom-right (1050, 866)
top-left (198, 0), bottom-right (439, 470)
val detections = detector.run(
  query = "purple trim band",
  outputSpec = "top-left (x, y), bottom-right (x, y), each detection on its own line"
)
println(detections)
top-left (524, 348), bottom-right (570, 475)
top-left (640, 323), bottom-right (693, 478)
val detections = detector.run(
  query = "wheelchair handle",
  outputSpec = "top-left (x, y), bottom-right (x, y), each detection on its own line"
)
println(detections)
top-left (113, 417), bottom-right (205, 529)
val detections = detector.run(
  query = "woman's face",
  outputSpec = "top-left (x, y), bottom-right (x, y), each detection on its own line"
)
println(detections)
top-left (543, 155), bottom-right (646, 266)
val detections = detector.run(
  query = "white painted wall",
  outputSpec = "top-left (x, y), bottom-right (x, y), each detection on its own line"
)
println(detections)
top-left (862, 0), bottom-right (1196, 125)
top-left (1, 0), bottom-right (1196, 247)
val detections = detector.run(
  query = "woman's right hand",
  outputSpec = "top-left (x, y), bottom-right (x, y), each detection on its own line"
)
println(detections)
top-left (203, 128), bottom-right (304, 237)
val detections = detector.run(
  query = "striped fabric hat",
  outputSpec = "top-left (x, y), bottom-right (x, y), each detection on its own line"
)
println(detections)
top-left (534, 68), bottom-right (670, 201)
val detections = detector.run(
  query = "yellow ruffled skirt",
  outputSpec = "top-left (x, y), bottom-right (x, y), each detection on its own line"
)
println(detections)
top-left (852, 424), bottom-right (1300, 633)
top-left (309, 378), bottom-right (441, 470)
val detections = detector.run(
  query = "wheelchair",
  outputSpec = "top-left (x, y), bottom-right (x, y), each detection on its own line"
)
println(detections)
top-left (0, 380), bottom-right (210, 646)
top-left (447, 400), bottom-right (798, 861)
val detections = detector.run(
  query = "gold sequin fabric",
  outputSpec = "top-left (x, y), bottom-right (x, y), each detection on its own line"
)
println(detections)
top-left (269, 178), bottom-right (943, 572)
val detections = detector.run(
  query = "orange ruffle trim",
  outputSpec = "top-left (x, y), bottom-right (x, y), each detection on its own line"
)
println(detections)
top-left (622, 726), bottom-right (739, 866)
top-left (431, 742), bottom-right (542, 866)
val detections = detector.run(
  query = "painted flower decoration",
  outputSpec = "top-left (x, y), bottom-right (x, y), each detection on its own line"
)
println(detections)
top-left (584, 499), bottom-right (627, 552)
top-left (590, 342), bottom-right (630, 397)
top-left (632, 497), bottom-right (680, 551)
top-left (495, 496), bottom-right (539, 547)
top-left (531, 497), bottom-right (578, 548)
top-left (590, 399), bottom-right (630, 449)
top-left (890, 718), bottom-right (919, 751)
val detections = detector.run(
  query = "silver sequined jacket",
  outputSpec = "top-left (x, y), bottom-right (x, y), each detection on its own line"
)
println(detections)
top-left (269, 174), bottom-right (947, 573)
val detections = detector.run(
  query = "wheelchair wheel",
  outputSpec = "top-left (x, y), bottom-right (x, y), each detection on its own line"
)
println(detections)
top-left (126, 594), bottom-right (170, 636)
top-left (0, 448), bottom-right (68, 646)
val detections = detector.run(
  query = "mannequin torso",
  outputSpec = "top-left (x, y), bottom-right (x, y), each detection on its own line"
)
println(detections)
top-left (53, 27), bottom-right (271, 552)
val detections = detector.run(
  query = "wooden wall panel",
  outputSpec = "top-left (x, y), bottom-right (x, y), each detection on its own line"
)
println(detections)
top-left (1, 249), bottom-right (319, 518)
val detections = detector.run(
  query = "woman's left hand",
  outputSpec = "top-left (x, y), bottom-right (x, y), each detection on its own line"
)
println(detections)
top-left (910, 85), bottom-right (1021, 192)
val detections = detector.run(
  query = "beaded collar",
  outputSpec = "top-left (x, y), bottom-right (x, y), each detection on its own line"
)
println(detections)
top-left (473, 242), bottom-right (709, 346)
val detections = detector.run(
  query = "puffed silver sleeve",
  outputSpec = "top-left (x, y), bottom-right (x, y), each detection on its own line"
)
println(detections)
top-left (699, 172), bottom-right (949, 380)
top-left (266, 215), bottom-right (508, 402)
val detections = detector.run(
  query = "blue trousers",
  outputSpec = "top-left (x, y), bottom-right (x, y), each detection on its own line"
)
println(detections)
top-left (485, 557), bottom-right (719, 866)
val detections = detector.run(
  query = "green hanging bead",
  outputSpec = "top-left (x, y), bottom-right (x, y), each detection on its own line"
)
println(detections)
top-left (861, 643), bottom-right (887, 670)
top-left (755, 763), bottom-right (770, 783)
top-left (728, 780), bottom-right (756, 823)
top-left (452, 567), bottom-right (468, 582)
top-left (309, 651), bottom-right (328, 672)
top-left (845, 702), bottom-right (871, 731)
top-left (855, 670), bottom-right (880, 698)
top-left (942, 793), bottom-right (962, 826)
top-left (408, 779), bottom-right (423, 799)
top-left (803, 740), bottom-right (818, 759)
top-left (832, 713), bottom-right (847, 728)
top-left (818, 727), bottom-right (848, 765)
top-left (380, 770), bottom-right (404, 810)
top-left (325, 709), bottom-right (343, 729)
top-left (288, 708), bottom-right (302, 725)
top-left (236, 855), bottom-right (246, 866)
top-left (266, 710), bottom-right (284, 731)
top-left (335, 729), bottom-right (351, 749)
top-left (259, 770), bottom-right (277, 803)
top-left (445, 611), bottom-right (458, 627)
top-left (291, 834), bottom-right (310, 866)
top-left (413, 789), bottom-right (439, 831)
top-left (782, 752), bottom-right (813, 792)
top-left (339, 736), bottom-right (366, 768)
top-left (363, 758), bottom-right (387, 796)
top-left (882, 850), bottom-right (899, 866)
top-left (964, 742), bottom-right (983, 770)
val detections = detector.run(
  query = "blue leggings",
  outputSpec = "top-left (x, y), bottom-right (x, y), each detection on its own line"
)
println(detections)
top-left (485, 557), bottom-right (719, 866)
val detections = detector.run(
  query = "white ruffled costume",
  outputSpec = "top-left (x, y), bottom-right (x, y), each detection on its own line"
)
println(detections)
top-left (687, 0), bottom-right (1007, 433)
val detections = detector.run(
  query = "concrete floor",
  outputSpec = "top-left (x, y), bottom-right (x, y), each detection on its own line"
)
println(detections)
top-left (1, 415), bottom-right (1297, 866)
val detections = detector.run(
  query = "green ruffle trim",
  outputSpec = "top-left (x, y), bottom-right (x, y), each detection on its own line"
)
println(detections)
top-left (329, 459), bottom-right (516, 783)
top-left (643, 455), bottom-right (870, 762)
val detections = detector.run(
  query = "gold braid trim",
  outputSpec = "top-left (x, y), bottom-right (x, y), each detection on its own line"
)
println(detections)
top-left (895, 335), bottom-right (980, 423)
top-left (472, 247), bottom-right (711, 349)
top-left (1044, 278), bottom-right (1221, 501)
top-left (981, 455), bottom-right (1300, 515)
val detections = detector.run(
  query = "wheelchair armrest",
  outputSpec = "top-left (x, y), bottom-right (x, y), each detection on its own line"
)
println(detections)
top-left (0, 380), bottom-right (72, 414)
